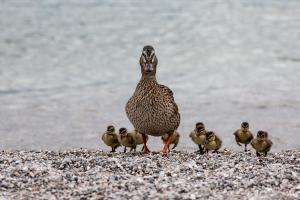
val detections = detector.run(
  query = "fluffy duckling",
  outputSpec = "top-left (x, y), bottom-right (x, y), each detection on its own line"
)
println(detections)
top-left (204, 131), bottom-right (222, 153)
top-left (132, 129), bottom-right (148, 151)
top-left (233, 122), bottom-right (253, 152)
top-left (251, 131), bottom-right (273, 157)
top-left (101, 125), bottom-right (121, 152)
top-left (189, 122), bottom-right (207, 154)
top-left (161, 131), bottom-right (180, 151)
top-left (119, 128), bottom-right (137, 153)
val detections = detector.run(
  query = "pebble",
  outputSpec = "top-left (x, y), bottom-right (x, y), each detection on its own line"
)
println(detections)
top-left (0, 150), bottom-right (299, 199)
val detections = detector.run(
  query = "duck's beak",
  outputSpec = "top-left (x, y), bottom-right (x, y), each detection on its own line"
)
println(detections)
top-left (145, 63), bottom-right (154, 73)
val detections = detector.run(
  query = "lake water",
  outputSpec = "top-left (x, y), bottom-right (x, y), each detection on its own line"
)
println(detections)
top-left (0, 0), bottom-right (300, 152)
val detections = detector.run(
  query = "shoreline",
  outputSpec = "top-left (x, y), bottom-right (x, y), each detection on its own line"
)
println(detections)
top-left (0, 149), bottom-right (299, 199)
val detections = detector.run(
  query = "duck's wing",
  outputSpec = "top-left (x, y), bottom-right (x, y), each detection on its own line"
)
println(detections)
top-left (247, 131), bottom-right (254, 143)
top-left (233, 130), bottom-right (239, 136)
top-left (158, 84), bottom-right (179, 113)
top-left (265, 139), bottom-right (273, 151)
top-left (112, 134), bottom-right (120, 144)
top-left (216, 135), bottom-right (222, 150)
top-left (128, 134), bottom-right (135, 145)
top-left (101, 132), bottom-right (106, 141)
top-left (159, 84), bottom-right (174, 97)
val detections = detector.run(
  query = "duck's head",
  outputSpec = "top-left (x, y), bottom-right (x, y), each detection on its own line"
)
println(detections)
top-left (195, 122), bottom-right (205, 132)
top-left (257, 130), bottom-right (268, 140)
top-left (106, 125), bottom-right (115, 133)
top-left (140, 45), bottom-right (158, 77)
top-left (119, 127), bottom-right (128, 136)
top-left (241, 122), bottom-right (249, 131)
top-left (205, 131), bottom-right (215, 144)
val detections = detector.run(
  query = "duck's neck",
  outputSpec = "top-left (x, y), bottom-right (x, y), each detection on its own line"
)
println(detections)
top-left (141, 75), bottom-right (157, 81)
top-left (138, 75), bottom-right (158, 87)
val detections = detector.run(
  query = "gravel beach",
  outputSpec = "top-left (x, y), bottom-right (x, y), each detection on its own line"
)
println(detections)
top-left (0, 149), bottom-right (299, 199)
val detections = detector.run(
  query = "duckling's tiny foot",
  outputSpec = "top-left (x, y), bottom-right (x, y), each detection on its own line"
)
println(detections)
top-left (200, 147), bottom-right (205, 154)
top-left (143, 147), bottom-right (150, 154)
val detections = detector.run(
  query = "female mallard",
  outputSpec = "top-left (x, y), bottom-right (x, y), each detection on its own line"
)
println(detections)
top-left (125, 45), bottom-right (180, 153)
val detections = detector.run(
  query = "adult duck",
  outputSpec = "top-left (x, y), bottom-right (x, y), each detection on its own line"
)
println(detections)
top-left (125, 45), bottom-right (180, 153)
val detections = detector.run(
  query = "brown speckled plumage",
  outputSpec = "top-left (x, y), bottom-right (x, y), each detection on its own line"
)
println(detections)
top-left (125, 46), bottom-right (180, 137)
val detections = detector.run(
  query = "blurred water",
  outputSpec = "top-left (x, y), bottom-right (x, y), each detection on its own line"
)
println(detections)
top-left (0, 0), bottom-right (299, 152)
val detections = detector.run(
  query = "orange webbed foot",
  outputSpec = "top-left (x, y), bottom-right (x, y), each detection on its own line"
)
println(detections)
top-left (161, 145), bottom-right (169, 153)
top-left (161, 133), bottom-right (172, 153)
top-left (142, 133), bottom-right (151, 154)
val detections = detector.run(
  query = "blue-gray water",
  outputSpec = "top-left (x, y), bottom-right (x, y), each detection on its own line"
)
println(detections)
top-left (0, 0), bottom-right (299, 152)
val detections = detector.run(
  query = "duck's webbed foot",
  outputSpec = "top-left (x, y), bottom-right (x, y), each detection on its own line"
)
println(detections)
top-left (161, 133), bottom-right (172, 153)
top-left (244, 144), bottom-right (248, 152)
top-left (212, 150), bottom-right (219, 153)
top-left (111, 147), bottom-right (116, 152)
top-left (123, 147), bottom-right (127, 153)
top-left (172, 143), bottom-right (178, 150)
top-left (264, 152), bottom-right (268, 157)
top-left (142, 133), bottom-right (150, 154)
top-left (198, 145), bottom-right (205, 154)
top-left (256, 151), bottom-right (260, 157)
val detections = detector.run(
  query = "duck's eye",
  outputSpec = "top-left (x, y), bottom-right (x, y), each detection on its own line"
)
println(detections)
top-left (142, 55), bottom-right (146, 63)
top-left (151, 55), bottom-right (155, 63)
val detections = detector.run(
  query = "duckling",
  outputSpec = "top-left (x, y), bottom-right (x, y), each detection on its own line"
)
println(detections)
top-left (204, 131), bottom-right (222, 153)
top-left (118, 127), bottom-right (137, 153)
top-left (125, 45), bottom-right (180, 153)
top-left (189, 122), bottom-right (207, 154)
top-left (132, 129), bottom-right (148, 151)
top-left (233, 122), bottom-right (254, 152)
top-left (101, 125), bottom-right (121, 152)
top-left (161, 131), bottom-right (180, 151)
top-left (251, 131), bottom-right (273, 157)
